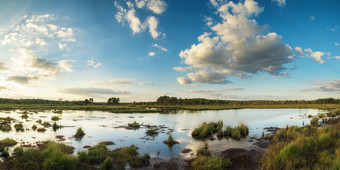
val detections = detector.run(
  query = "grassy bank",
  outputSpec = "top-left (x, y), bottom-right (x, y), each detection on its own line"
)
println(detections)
top-left (261, 122), bottom-right (340, 169)
top-left (0, 103), bottom-right (340, 113)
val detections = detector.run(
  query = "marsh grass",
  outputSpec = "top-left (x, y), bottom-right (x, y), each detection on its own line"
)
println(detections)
top-left (75, 127), bottom-right (85, 138)
top-left (128, 121), bottom-right (140, 128)
top-left (163, 130), bottom-right (179, 146)
top-left (146, 128), bottom-right (158, 136)
top-left (14, 123), bottom-right (24, 132)
top-left (32, 124), bottom-right (37, 131)
top-left (310, 117), bottom-right (319, 125)
top-left (191, 121), bottom-right (223, 138)
top-left (192, 156), bottom-right (232, 170)
top-left (51, 116), bottom-right (60, 121)
top-left (261, 122), bottom-right (340, 170)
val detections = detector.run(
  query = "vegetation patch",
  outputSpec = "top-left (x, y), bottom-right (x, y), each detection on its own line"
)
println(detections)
top-left (163, 129), bottom-right (179, 146)
top-left (146, 128), bottom-right (158, 136)
top-left (261, 122), bottom-right (340, 169)
top-left (32, 124), bottom-right (37, 131)
top-left (52, 123), bottom-right (61, 131)
top-left (192, 156), bottom-right (232, 170)
top-left (37, 128), bottom-right (46, 132)
top-left (75, 127), bottom-right (85, 138)
top-left (191, 121), bottom-right (223, 138)
top-left (14, 123), bottom-right (24, 132)
top-left (310, 117), bottom-right (319, 125)
top-left (128, 121), bottom-right (140, 128)
top-left (51, 116), bottom-right (60, 121)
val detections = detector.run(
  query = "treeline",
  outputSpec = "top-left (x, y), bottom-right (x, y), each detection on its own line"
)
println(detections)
top-left (155, 96), bottom-right (340, 105)
top-left (0, 97), bottom-right (339, 106)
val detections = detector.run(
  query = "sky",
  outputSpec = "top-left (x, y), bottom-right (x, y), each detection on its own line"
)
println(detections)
top-left (0, 0), bottom-right (339, 102)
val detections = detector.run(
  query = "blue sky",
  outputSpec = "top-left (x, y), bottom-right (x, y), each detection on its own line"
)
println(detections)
top-left (0, 0), bottom-right (339, 102)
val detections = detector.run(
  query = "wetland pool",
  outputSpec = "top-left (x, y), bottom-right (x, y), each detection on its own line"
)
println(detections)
top-left (0, 108), bottom-right (323, 159)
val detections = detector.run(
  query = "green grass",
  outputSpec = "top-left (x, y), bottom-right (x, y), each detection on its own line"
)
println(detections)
top-left (310, 117), bottom-right (319, 125)
top-left (191, 121), bottom-right (222, 138)
top-left (51, 116), bottom-right (60, 121)
top-left (1, 103), bottom-right (340, 113)
top-left (0, 138), bottom-right (17, 147)
top-left (14, 123), bottom-right (24, 132)
top-left (75, 127), bottom-right (85, 138)
top-left (192, 156), bottom-right (232, 170)
top-left (163, 131), bottom-right (179, 146)
top-left (128, 121), bottom-right (140, 128)
top-left (261, 122), bottom-right (340, 170)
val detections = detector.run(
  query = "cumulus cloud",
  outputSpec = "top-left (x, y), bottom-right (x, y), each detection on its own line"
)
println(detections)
top-left (147, 16), bottom-right (160, 39)
top-left (177, 71), bottom-right (232, 85)
top-left (114, 1), bottom-right (165, 39)
top-left (176, 0), bottom-right (293, 84)
top-left (135, 0), bottom-right (167, 14)
top-left (304, 79), bottom-right (340, 92)
top-left (335, 42), bottom-right (339, 46)
top-left (58, 43), bottom-right (68, 51)
top-left (0, 14), bottom-right (76, 85)
top-left (148, 52), bottom-right (155, 56)
top-left (58, 87), bottom-right (129, 95)
top-left (138, 81), bottom-right (154, 86)
top-left (303, 48), bottom-right (326, 64)
top-left (87, 58), bottom-right (102, 68)
top-left (272, 0), bottom-right (286, 6)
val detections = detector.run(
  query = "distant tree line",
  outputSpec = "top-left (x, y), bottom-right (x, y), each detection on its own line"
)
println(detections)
top-left (0, 97), bottom-right (339, 106)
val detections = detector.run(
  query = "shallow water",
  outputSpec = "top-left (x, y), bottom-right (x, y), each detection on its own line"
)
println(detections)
top-left (0, 109), bottom-right (323, 158)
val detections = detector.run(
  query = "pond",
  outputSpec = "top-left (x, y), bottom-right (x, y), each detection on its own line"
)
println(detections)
top-left (0, 109), bottom-right (323, 159)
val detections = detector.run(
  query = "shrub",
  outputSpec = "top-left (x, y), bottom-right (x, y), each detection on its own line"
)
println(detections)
top-left (231, 128), bottom-right (241, 139)
top-left (237, 124), bottom-right (249, 136)
top-left (192, 156), bottom-right (232, 170)
top-left (75, 128), bottom-right (85, 138)
top-left (14, 123), bottom-right (24, 132)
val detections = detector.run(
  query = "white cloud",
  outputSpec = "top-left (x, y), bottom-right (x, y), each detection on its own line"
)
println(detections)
top-left (135, 0), bottom-right (167, 14)
top-left (87, 58), bottom-right (102, 68)
top-left (177, 71), bottom-right (232, 85)
top-left (0, 62), bottom-right (8, 70)
top-left (138, 81), bottom-right (154, 86)
top-left (177, 77), bottom-right (192, 85)
top-left (310, 16), bottom-right (315, 20)
top-left (58, 60), bottom-right (75, 72)
top-left (204, 16), bottom-right (213, 26)
top-left (148, 52), bottom-right (155, 56)
top-left (335, 56), bottom-right (340, 60)
top-left (114, 1), bottom-right (165, 39)
top-left (335, 42), bottom-right (340, 46)
top-left (92, 78), bottom-right (135, 85)
top-left (272, 0), bottom-right (286, 7)
top-left (304, 48), bottom-right (326, 64)
top-left (152, 43), bottom-right (168, 51)
top-left (58, 43), bottom-right (68, 51)
top-left (294, 47), bottom-right (304, 55)
top-left (147, 16), bottom-right (160, 39)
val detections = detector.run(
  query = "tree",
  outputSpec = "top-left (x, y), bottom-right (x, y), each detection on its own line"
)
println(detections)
top-left (107, 97), bottom-right (119, 105)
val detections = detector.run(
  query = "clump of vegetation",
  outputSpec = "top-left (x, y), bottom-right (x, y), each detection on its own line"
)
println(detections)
top-left (36, 119), bottom-right (42, 124)
top-left (42, 121), bottom-right (51, 127)
top-left (310, 117), bottom-right (319, 125)
top-left (0, 138), bottom-right (17, 147)
top-left (307, 114), bottom-right (313, 118)
top-left (318, 113), bottom-right (325, 118)
top-left (52, 110), bottom-right (63, 114)
top-left (52, 123), bottom-right (61, 131)
top-left (88, 144), bottom-right (107, 163)
top-left (32, 124), bottom-right (37, 131)
top-left (146, 128), bottom-right (158, 136)
top-left (21, 113), bottom-right (28, 119)
top-left (1, 124), bottom-right (11, 132)
top-left (101, 157), bottom-right (113, 170)
top-left (191, 121), bottom-right (223, 138)
top-left (261, 122), bottom-right (340, 169)
top-left (128, 121), bottom-right (140, 128)
top-left (327, 111), bottom-right (337, 117)
top-left (51, 116), bottom-right (60, 121)
top-left (163, 129), bottom-right (179, 146)
top-left (197, 143), bottom-right (211, 157)
top-left (192, 156), bottom-right (232, 170)
top-left (75, 127), bottom-right (85, 138)
top-left (37, 128), bottom-right (46, 132)
top-left (14, 123), bottom-right (24, 132)
top-left (224, 124), bottom-right (249, 140)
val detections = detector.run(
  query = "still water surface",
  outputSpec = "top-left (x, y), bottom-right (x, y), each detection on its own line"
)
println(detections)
top-left (0, 109), bottom-right (322, 158)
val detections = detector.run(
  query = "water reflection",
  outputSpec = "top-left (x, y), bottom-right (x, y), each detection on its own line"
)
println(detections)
top-left (0, 109), bottom-right (320, 158)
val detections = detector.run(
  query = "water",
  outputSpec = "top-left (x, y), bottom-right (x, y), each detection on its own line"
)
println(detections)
top-left (0, 109), bottom-right (322, 158)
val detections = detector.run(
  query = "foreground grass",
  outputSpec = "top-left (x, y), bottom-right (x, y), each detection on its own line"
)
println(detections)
top-left (1, 103), bottom-right (340, 113)
top-left (261, 122), bottom-right (340, 170)
top-left (0, 141), bottom-right (150, 170)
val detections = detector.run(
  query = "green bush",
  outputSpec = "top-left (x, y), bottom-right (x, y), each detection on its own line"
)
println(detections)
top-left (0, 138), bottom-right (17, 147)
top-left (88, 144), bottom-right (107, 164)
top-left (128, 121), bottom-right (140, 128)
top-left (78, 151), bottom-right (88, 163)
top-left (51, 116), bottom-right (60, 121)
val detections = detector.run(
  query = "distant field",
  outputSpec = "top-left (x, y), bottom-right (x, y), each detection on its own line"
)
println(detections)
top-left (0, 103), bottom-right (339, 113)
